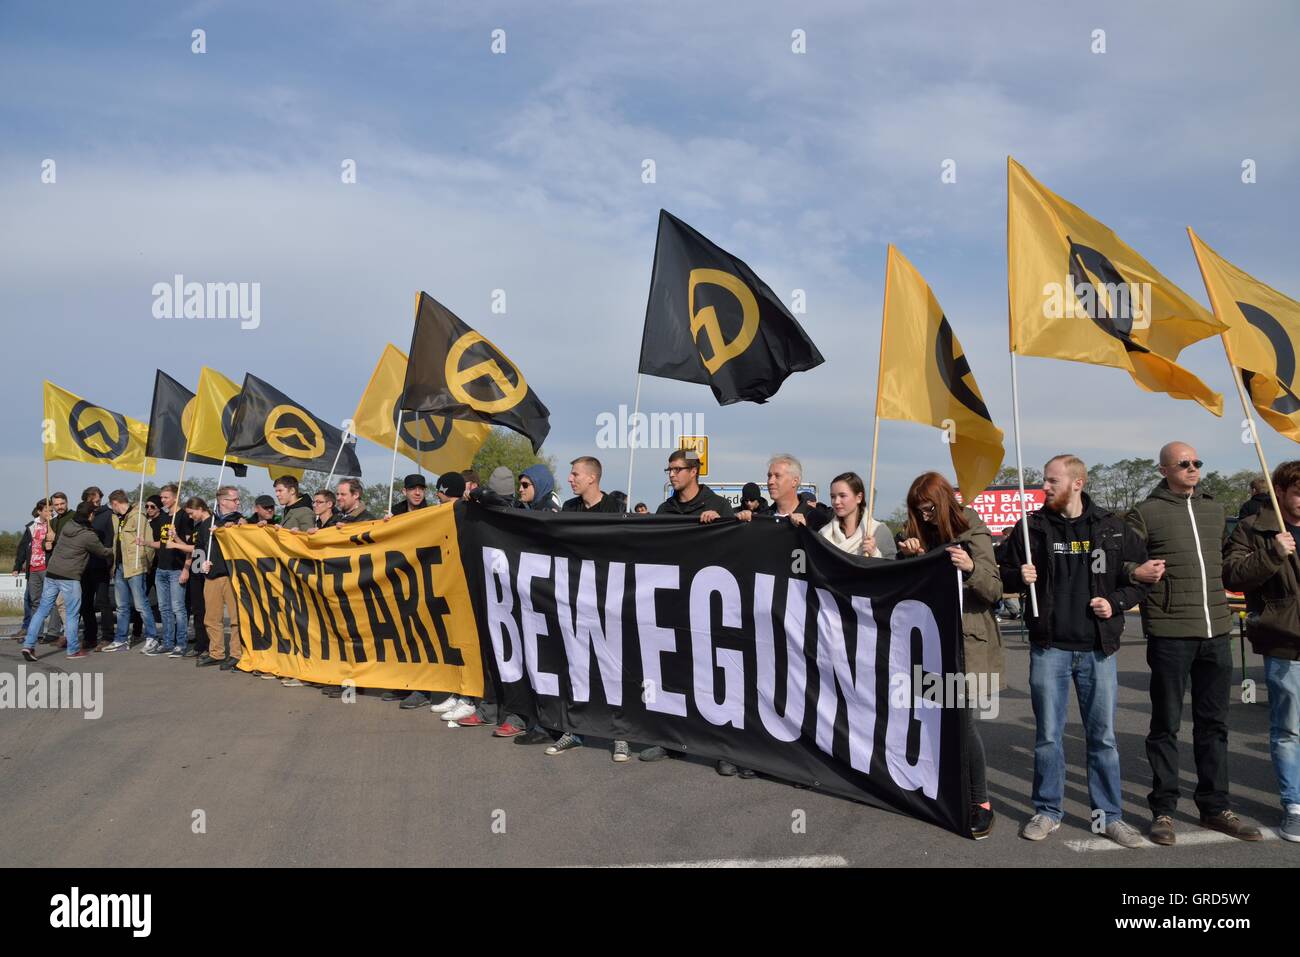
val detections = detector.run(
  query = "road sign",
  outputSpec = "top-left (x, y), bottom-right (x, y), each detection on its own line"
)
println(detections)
top-left (678, 435), bottom-right (708, 475)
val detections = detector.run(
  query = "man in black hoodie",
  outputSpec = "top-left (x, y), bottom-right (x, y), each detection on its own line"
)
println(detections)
top-left (78, 486), bottom-right (115, 649)
top-left (998, 454), bottom-right (1150, 848)
top-left (657, 449), bottom-right (733, 522)
top-left (1238, 476), bottom-right (1271, 520)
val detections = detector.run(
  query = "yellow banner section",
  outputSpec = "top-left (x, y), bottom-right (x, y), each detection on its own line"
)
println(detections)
top-left (43, 380), bottom-right (156, 474)
top-left (216, 503), bottom-right (483, 695)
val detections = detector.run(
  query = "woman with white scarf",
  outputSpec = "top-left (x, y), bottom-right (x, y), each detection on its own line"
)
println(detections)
top-left (818, 472), bottom-right (896, 559)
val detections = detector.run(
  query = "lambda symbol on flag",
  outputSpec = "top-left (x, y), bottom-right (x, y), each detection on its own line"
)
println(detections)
top-left (1066, 239), bottom-right (1150, 344)
top-left (689, 268), bottom-right (760, 374)
top-left (264, 405), bottom-right (326, 459)
top-left (69, 401), bottom-right (129, 459)
top-left (444, 331), bottom-right (530, 414)
top-left (393, 404), bottom-right (454, 452)
top-left (1239, 302), bottom-right (1300, 416)
top-left (935, 317), bottom-right (993, 423)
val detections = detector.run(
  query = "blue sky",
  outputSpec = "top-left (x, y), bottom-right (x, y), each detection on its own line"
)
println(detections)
top-left (2, 0), bottom-right (1298, 528)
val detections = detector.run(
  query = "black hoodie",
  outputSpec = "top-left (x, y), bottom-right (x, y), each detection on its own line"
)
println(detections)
top-left (997, 492), bottom-right (1150, 656)
top-left (656, 483), bottom-right (733, 517)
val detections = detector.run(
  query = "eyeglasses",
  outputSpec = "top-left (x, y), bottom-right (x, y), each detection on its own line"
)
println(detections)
top-left (665, 466), bottom-right (694, 475)
top-left (918, 502), bottom-right (937, 515)
top-left (313, 499), bottom-right (329, 507)
top-left (1173, 459), bottom-right (1204, 470)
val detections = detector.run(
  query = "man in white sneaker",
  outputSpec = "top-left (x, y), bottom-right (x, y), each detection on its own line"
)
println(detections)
top-left (104, 490), bottom-right (159, 653)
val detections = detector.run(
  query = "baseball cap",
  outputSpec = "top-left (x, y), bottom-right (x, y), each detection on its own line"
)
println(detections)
top-left (403, 473), bottom-right (427, 490)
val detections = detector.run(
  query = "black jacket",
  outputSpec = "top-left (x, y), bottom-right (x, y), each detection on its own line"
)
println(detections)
top-left (391, 499), bottom-right (429, 516)
top-left (562, 492), bottom-right (623, 513)
top-left (1238, 492), bottom-right (1271, 520)
top-left (657, 484), bottom-right (734, 517)
top-left (84, 504), bottom-right (113, 573)
top-left (997, 493), bottom-right (1149, 656)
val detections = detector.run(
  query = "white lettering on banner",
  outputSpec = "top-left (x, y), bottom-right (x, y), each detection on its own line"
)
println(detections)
top-left (517, 552), bottom-right (559, 696)
top-left (753, 574), bottom-right (807, 742)
top-left (479, 548), bottom-right (949, 794)
top-left (814, 590), bottom-right (877, 773)
top-left (885, 600), bottom-right (942, 798)
top-left (553, 559), bottom-right (625, 706)
top-left (482, 547), bottom-right (523, 682)
top-left (636, 563), bottom-right (689, 717)
top-left (689, 565), bottom-right (746, 729)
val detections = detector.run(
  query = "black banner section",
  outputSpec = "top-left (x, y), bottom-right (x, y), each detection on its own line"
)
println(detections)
top-left (145, 370), bottom-right (247, 476)
top-left (639, 209), bottom-right (825, 405)
top-left (400, 291), bottom-right (552, 452)
top-left (458, 506), bottom-right (968, 835)
top-left (226, 373), bottom-right (362, 474)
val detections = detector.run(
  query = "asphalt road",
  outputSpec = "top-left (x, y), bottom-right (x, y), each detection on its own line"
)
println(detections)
top-left (1, 615), bottom-right (1295, 868)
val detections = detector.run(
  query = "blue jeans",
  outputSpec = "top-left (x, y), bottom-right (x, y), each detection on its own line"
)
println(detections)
top-left (1265, 656), bottom-right (1300, 809)
top-left (155, 569), bottom-right (187, 651)
top-left (25, 578), bottom-right (82, 654)
top-left (1029, 645), bottom-right (1123, 825)
top-left (114, 568), bottom-right (157, 643)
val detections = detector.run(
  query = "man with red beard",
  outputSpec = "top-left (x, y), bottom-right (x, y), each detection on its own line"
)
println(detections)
top-left (997, 454), bottom-right (1151, 847)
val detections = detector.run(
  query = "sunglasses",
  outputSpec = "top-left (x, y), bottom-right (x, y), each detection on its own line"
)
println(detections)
top-left (1172, 460), bottom-right (1204, 470)
top-left (519, 481), bottom-right (532, 489)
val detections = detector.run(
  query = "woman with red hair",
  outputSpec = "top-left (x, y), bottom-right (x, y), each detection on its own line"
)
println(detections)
top-left (898, 471), bottom-right (1004, 840)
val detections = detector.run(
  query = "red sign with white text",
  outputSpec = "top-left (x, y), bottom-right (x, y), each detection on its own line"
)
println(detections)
top-left (957, 485), bottom-right (1046, 537)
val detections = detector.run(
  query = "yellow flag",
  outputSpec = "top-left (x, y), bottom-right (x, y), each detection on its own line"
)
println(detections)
top-left (43, 381), bottom-right (156, 474)
top-left (1189, 228), bottom-right (1300, 442)
top-left (876, 246), bottom-right (1004, 499)
top-left (189, 367), bottom-right (303, 482)
top-left (353, 344), bottom-right (491, 473)
top-left (1007, 157), bottom-right (1225, 415)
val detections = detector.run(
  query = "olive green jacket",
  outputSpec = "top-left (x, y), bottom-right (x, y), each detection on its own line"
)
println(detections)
top-left (1125, 480), bottom-right (1231, 639)
top-left (954, 507), bottom-right (1005, 689)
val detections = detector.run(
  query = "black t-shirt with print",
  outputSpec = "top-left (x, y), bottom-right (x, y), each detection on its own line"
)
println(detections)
top-left (155, 511), bottom-right (195, 573)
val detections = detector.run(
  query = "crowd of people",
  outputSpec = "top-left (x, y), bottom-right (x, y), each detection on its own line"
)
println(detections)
top-left (10, 442), bottom-right (1300, 847)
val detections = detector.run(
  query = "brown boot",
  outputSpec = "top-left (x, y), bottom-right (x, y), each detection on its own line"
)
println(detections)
top-left (1199, 810), bottom-right (1262, 841)
top-left (1149, 815), bottom-right (1176, 845)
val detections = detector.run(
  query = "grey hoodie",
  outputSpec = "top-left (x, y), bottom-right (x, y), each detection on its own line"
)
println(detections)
top-left (487, 466), bottom-right (515, 496)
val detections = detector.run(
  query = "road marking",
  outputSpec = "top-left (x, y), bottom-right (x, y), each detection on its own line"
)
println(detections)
top-left (602, 854), bottom-right (849, 868)
top-left (1066, 828), bottom-right (1281, 852)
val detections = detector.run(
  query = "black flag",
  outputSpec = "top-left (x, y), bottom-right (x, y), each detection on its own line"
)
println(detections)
top-left (145, 370), bottom-right (247, 476)
top-left (226, 374), bottom-right (361, 474)
top-left (399, 291), bottom-right (551, 452)
top-left (639, 210), bottom-right (824, 404)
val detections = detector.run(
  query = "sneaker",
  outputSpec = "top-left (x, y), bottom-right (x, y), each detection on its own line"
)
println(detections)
top-left (1149, 815), bottom-right (1176, 845)
top-left (639, 745), bottom-right (671, 762)
top-left (1105, 820), bottom-right (1145, 848)
top-left (102, 641), bottom-right (128, 653)
top-left (450, 713), bottom-right (490, 728)
top-left (21, 647), bottom-right (36, 662)
top-left (257, 671), bottom-right (277, 680)
top-left (280, 677), bottom-right (304, 687)
top-left (612, 740), bottom-right (630, 762)
top-left (1199, 809), bottom-right (1262, 841)
top-left (381, 689), bottom-right (406, 702)
top-left (545, 732), bottom-right (583, 755)
top-left (1019, 813), bottom-right (1060, 841)
top-left (514, 727), bottom-right (553, 745)
top-left (66, 650), bottom-right (89, 659)
top-left (197, 656), bottom-right (222, 667)
top-left (323, 685), bottom-right (347, 698)
top-left (139, 639), bottom-right (159, 655)
top-left (144, 645), bottom-right (170, 657)
top-left (183, 648), bottom-right (201, 658)
top-left (971, 804), bottom-right (996, 840)
top-left (493, 722), bottom-right (526, 737)
top-left (168, 648), bottom-right (185, 659)
top-left (430, 695), bottom-right (461, 714)
top-left (716, 760), bottom-right (739, 777)
top-left (399, 691), bottom-right (431, 710)
top-left (442, 702), bottom-right (477, 723)
top-left (1280, 805), bottom-right (1300, 843)
top-left (737, 767), bottom-right (757, 779)
top-left (219, 657), bottom-right (239, 671)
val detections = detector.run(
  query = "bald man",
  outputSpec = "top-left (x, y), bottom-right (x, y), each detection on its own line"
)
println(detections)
top-left (1126, 441), bottom-right (1261, 845)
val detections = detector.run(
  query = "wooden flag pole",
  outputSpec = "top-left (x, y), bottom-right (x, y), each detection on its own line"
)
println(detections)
top-left (387, 412), bottom-right (402, 516)
top-left (133, 455), bottom-right (148, 567)
top-left (625, 373), bottom-right (643, 513)
top-left (866, 246), bottom-right (892, 537)
top-left (171, 447), bottom-right (190, 538)
top-left (204, 454), bottom-right (227, 569)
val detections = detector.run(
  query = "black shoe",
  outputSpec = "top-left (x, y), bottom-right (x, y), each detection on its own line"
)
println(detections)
top-left (514, 727), bottom-right (553, 745)
top-left (323, 686), bottom-right (346, 698)
top-left (737, 767), bottom-right (757, 780)
top-left (183, 648), bottom-right (201, 658)
top-left (197, 656), bottom-right (222, 667)
top-left (639, 746), bottom-right (671, 762)
top-left (21, 647), bottom-right (37, 662)
top-left (381, 690), bottom-right (405, 702)
top-left (716, 760), bottom-right (739, 777)
top-left (399, 691), bottom-right (431, 709)
top-left (219, 657), bottom-right (239, 671)
top-left (971, 804), bottom-right (995, 840)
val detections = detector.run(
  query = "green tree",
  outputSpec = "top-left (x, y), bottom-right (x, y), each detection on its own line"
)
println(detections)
top-left (472, 428), bottom-right (555, 488)
top-left (1087, 458), bottom-right (1160, 513)
top-left (993, 465), bottom-right (1042, 487)
top-left (1197, 468), bottom-right (1262, 518)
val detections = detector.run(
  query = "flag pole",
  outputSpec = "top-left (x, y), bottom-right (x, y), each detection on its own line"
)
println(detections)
top-left (323, 430), bottom-right (350, 489)
top-left (1187, 227), bottom-right (1299, 573)
top-left (204, 454), bottom-right (227, 568)
top-left (867, 246), bottom-right (892, 536)
top-left (134, 455), bottom-right (148, 567)
top-left (172, 447), bottom-right (190, 537)
top-left (625, 373), bottom-right (643, 513)
top-left (387, 412), bottom-right (402, 516)
top-left (1006, 164), bottom-right (1039, 616)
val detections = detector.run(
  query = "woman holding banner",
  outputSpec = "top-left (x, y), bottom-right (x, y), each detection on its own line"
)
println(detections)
top-left (819, 472), bottom-right (896, 559)
top-left (897, 472), bottom-right (1002, 840)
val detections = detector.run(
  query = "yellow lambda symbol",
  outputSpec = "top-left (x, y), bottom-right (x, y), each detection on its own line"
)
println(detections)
top-left (689, 269), bottom-right (759, 374)
top-left (264, 404), bottom-right (325, 459)
top-left (444, 331), bottom-right (529, 414)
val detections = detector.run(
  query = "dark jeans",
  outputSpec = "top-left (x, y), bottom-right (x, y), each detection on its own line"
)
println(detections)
top-left (188, 575), bottom-right (207, 653)
top-left (79, 564), bottom-right (114, 644)
top-left (964, 708), bottom-right (988, 805)
top-left (1145, 635), bottom-right (1232, 817)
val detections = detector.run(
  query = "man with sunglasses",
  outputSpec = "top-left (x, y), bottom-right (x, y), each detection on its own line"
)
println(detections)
top-left (1126, 442), bottom-right (1262, 844)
